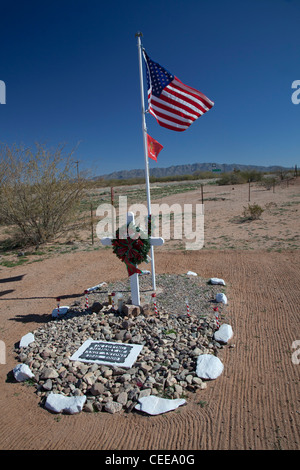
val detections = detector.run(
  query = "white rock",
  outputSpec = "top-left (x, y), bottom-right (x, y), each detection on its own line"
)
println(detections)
top-left (19, 332), bottom-right (35, 348)
top-left (44, 393), bottom-right (86, 414)
top-left (216, 293), bottom-right (227, 304)
top-left (135, 395), bottom-right (186, 415)
top-left (196, 354), bottom-right (224, 380)
top-left (100, 237), bottom-right (112, 246)
top-left (51, 306), bottom-right (69, 318)
top-left (210, 277), bottom-right (226, 286)
top-left (214, 324), bottom-right (233, 344)
top-left (187, 271), bottom-right (197, 276)
top-left (13, 364), bottom-right (35, 382)
top-left (86, 282), bottom-right (107, 292)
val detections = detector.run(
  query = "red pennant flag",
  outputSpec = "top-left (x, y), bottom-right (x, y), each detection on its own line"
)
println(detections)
top-left (147, 134), bottom-right (163, 162)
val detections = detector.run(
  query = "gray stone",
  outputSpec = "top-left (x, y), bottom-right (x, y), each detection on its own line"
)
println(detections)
top-left (139, 389), bottom-right (151, 398)
top-left (174, 384), bottom-right (183, 394)
top-left (122, 304), bottom-right (142, 318)
top-left (84, 401), bottom-right (95, 412)
top-left (186, 374), bottom-right (193, 384)
top-left (41, 368), bottom-right (59, 379)
top-left (93, 402), bottom-right (103, 412)
top-left (117, 391), bottom-right (128, 406)
top-left (18, 353), bottom-right (28, 363)
top-left (90, 382), bottom-right (105, 396)
top-left (104, 401), bottom-right (123, 414)
top-left (83, 372), bottom-right (96, 386)
top-left (42, 379), bottom-right (53, 391)
top-left (192, 377), bottom-right (203, 385)
top-left (191, 347), bottom-right (202, 357)
top-left (171, 362), bottom-right (180, 370)
top-left (115, 330), bottom-right (127, 341)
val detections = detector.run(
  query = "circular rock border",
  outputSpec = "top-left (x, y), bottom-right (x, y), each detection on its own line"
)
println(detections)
top-left (14, 274), bottom-right (232, 414)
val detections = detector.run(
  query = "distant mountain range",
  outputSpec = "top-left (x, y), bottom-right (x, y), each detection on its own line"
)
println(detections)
top-left (96, 162), bottom-right (292, 180)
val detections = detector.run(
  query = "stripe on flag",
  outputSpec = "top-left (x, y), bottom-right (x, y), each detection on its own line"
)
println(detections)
top-left (143, 51), bottom-right (214, 132)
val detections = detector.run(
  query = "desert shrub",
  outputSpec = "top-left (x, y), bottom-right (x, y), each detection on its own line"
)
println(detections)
top-left (0, 142), bottom-right (86, 246)
top-left (240, 170), bottom-right (263, 182)
top-left (218, 170), bottom-right (264, 186)
top-left (243, 203), bottom-right (264, 220)
top-left (260, 176), bottom-right (277, 190)
top-left (217, 172), bottom-right (246, 185)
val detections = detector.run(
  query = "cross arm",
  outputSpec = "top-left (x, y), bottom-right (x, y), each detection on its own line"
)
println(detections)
top-left (100, 236), bottom-right (164, 247)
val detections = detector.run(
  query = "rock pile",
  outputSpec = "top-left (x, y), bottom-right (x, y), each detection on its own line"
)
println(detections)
top-left (15, 304), bottom-right (226, 414)
top-left (14, 274), bottom-right (233, 414)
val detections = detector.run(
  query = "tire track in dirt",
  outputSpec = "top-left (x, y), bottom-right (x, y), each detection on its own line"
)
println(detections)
top-left (155, 250), bottom-right (300, 450)
top-left (0, 250), bottom-right (299, 449)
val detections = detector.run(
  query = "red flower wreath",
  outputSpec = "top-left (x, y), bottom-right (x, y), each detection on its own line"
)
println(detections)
top-left (111, 223), bottom-right (151, 277)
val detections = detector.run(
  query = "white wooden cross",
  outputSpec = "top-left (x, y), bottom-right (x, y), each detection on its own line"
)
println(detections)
top-left (101, 212), bottom-right (164, 306)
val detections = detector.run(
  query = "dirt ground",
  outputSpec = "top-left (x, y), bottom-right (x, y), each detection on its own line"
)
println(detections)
top-left (0, 178), bottom-right (299, 450)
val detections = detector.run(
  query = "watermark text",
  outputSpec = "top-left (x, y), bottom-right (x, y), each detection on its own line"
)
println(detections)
top-left (291, 80), bottom-right (300, 104)
top-left (292, 340), bottom-right (300, 364)
top-left (0, 80), bottom-right (6, 104)
top-left (0, 340), bottom-right (6, 364)
top-left (96, 196), bottom-right (204, 250)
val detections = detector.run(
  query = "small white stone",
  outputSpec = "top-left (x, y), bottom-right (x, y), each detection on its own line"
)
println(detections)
top-left (51, 306), bottom-right (69, 318)
top-left (215, 293), bottom-right (227, 304)
top-left (19, 332), bottom-right (35, 348)
top-left (135, 395), bottom-right (186, 415)
top-left (210, 277), bottom-right (226, 286)
top-left (45, 393), bottom-right (86, 414)
top-left (214, 324), bottom-right (233, 344)
top-left (86, 282), bottom-right (107, 292)
top-left (187, 271), bottom-right (197, 276)
top-left (13, 364), bottom-right (35, 382)
top-left (196, 354), bottom-right (224, 380)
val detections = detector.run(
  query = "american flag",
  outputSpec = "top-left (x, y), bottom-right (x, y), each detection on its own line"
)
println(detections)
top-left (143, 50), bottom-right (214, 132)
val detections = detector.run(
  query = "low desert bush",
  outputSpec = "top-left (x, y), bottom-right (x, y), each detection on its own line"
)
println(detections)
top-left (0, 142), bottom-right (86, 246)
top-left (243, 203), bottom-right (264, 220)
top-left (218, 170), bottom-right (263, 186)
top-left (260, 176), bottom-right (277, 190)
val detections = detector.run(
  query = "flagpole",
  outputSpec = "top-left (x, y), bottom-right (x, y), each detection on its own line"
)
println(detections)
top-left (135, 31), bottom-right (156, 292)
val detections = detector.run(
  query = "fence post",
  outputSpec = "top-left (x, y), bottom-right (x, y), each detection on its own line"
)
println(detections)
top-left (90, 203), bottom-right (94, 245)
top-left (111, 186), bottom-right (114, 206)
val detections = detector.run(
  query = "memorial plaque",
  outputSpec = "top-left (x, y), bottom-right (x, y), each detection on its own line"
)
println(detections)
top-left (70, 339), bottom-right (143, 368)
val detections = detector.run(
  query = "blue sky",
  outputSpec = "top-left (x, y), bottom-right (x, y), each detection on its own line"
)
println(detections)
top-left (0, 0), bottom-right (299, 176)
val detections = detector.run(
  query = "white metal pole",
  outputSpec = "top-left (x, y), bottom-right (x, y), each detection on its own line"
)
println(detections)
top-left (136, 31), bottom-right (156, 291)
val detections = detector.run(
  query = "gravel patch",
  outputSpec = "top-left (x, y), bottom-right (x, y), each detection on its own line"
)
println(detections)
top-left (14, 274), bottom-right (229, 414)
